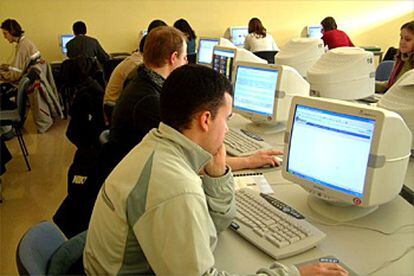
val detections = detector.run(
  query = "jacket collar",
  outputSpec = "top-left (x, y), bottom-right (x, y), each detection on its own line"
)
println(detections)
top-left (137, 64), bottom-right (165, 89)
top-left (153, 123), bottom-right (212, 173)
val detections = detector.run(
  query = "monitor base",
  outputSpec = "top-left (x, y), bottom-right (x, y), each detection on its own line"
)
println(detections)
top-left (307, 195), bottom-right (378, 222)
top-left (246, 122), bottom-right (286, 135)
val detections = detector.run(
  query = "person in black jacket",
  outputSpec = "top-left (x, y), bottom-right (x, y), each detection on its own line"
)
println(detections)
top-left (66, 21), bottom-right (109, 66)
top-left (64, 56), bottom-right (105, 149)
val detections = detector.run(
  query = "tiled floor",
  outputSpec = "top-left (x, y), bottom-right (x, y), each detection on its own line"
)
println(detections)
top-left (0, 117), bottom-right (75, 274)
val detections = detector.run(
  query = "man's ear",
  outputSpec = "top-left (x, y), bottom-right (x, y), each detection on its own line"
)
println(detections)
top-left (197, 111), bottom-right (212, 132)
top-left (169, 51), bottom-right (178, 65)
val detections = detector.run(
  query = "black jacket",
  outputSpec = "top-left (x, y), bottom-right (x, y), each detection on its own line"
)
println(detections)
top-left (109, 64), bottom-right (163, 153)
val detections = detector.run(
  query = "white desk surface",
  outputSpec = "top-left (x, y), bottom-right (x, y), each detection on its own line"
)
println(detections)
top-left (217, 115), bottom-right (414, 275)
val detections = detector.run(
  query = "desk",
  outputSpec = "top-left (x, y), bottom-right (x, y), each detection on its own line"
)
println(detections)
top-left (217, 114), bottom-right (414, 275)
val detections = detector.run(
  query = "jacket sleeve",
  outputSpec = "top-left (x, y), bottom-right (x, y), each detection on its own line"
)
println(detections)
top-left (94, 39), bottom-right (110, 65)
top-left (202, 167), bottom-right (236, 233)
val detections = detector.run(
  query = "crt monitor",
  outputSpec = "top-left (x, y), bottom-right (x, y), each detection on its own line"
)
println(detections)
top-left (282, 96), bottom-right (412, 222)
top-left (211, 46), bottom-right (237, 81)
top-left (307, 47), bottom-right (375, 100)
top-left (230, 26), bottom-right (248, 47)
top-left (232, 61), bottom-right (310, 134)
top-left (60, 34), bottom-right (74, 54)
top-left (197, 37), bottom-right (220, 66)
top-left (307, 25), bottom-right (323, 39)
top-left (275, 38), bottom-right (324, 78)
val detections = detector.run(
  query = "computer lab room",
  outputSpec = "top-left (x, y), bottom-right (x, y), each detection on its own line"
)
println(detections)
top-left (0, 0), bottom-right (413, 275)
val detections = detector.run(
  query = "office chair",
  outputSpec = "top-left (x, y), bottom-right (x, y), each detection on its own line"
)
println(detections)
top-left (375, 60), bottom-right (395, 82)
top-left (16, 221), bottom-right (86, 275)
top-left (253, 51), bottom-right (278, 64)
top-left (0, 70), bottom-right (38, 171)
top-left (383, 47), bottom-right (398, 61)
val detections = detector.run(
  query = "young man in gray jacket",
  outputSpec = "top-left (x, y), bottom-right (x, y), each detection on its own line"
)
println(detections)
top-left (84, 65), bottom-right (347, 276)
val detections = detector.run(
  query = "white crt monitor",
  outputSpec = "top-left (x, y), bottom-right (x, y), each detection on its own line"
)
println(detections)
top-left (307, 25), bottom-right (323, 39)
top-left (282, 96), bottom-right (412, 222)
top-left (60, 34), bottom-right (74, 54)
top-left (211, 46), bottom-right (237, 82)
top-left (197, 37), bottom-right (220, 66)
top-left (229, 26), bottom-right (248, 47)
top-left (232, 62), bottom-right (310, 134)
top-left (275, 38), bottom-right (324, 78)
top-left (307, 47), bottom-right (375, 100)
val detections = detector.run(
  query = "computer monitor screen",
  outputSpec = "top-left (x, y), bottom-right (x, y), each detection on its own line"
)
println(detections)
top-left (282, 96), bottom-right (412, 221)
top-left (60, 34), bottom-right (74, 54)
top-left (233, 62), bottom-right (310, 134)
top-left (233, 64), bottom-right (278, 118)
top-left (287, 105), bottom-right (375, 198)
top-left (230, 27), bottom-right (248, 47)
top-left (212, 46), bottom-right (237, 81)
top-left (308, 25), bottom-right (322, 39)
top-left (197, 37), bottom-right (220, 65)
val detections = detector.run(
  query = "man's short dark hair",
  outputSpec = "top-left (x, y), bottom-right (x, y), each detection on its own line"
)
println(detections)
top-left (160, 64), bottom-right (233, 131)
top-left (73, 21), bottom-right (87, 35)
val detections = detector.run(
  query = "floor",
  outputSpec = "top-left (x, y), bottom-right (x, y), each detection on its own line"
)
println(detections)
top-left (0, 116), bottom-right (76, 275)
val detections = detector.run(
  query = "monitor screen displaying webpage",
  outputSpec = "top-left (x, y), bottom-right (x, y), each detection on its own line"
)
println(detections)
top-left (287, 105), bottom-right (375, 197)
top-left (231, 27), bottom-right (248, 46)
top-left (60, 34), bottom-right (75, 54)
top-left (197, 38), bottom-right (220, 65)
top-left (233, 64), bottom-right (278, 117)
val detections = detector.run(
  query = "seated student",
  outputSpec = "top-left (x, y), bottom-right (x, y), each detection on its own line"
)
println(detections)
top-left (0, 19), bottom-right (40, 84)
top-left (244, 17), bottom-right (279, 52)
top-left (320, 16), bottom-right (354, 50)
top-left (103, 50), bottom-right (143, 123)
top-left (66, 21), bottom-right (109, 66)
top-left (376, 21), bottom-right (414, 93)
top-left (111, 26), bottom-right (281, 172)
top-left (84, 64), bottom-right (348, 276)
top-left (138, 19), bottom-right (167, 53)
top-left (173, 18), bottom-right (197, 56)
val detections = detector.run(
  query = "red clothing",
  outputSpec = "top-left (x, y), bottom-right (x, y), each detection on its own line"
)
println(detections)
top-left (322, 29), bottom-right (354, 49)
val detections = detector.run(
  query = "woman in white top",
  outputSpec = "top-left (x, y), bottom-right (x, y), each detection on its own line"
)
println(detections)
top-left (244, 18), bottom-right (279, 52)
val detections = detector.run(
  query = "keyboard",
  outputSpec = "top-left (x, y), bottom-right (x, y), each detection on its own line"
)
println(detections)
top-left (231, 188), bottom-right (326, 260)
top-left (224, 128), bottom-right (272, 156)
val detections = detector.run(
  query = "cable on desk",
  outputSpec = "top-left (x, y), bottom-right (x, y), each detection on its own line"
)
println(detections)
top-left (364, 245), bottom-right (414, 276)
top-left (307, 216), bottom-right (414, 235)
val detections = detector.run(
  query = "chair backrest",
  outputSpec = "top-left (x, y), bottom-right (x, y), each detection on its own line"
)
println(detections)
top-left (253, 51), bottom-right (278, 64)
top-left (376, 60), bottom-right (395, 81)
top-left (383, 47), bottom-right (398, 61)
top-left (16, 221), bottom-right (66, 275)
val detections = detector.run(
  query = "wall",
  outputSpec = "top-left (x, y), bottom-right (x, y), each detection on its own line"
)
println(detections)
top-left (0, 0), bottom-right (413, 62)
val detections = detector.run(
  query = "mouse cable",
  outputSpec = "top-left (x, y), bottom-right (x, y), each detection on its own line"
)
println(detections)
top-left (307, 215), bottom-right (414, 235)
top-left (364, 245), bottom-right (414, 276)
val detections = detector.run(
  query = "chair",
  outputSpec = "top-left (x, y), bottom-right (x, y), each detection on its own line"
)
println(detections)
top-left (0, 70), bottom-right (37, 171)
top-left (253, 51), bottom-right (278, 64)
top-left (16, 221), bottom-right (86, 275)
top-left (16, 221), bottom-right (65, 274)
top-left (375, 60), bottom-right (395, 82)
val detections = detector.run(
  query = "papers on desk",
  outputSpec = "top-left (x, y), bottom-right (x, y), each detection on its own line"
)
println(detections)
top-left (233, 171), bottom-right (273, 194)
